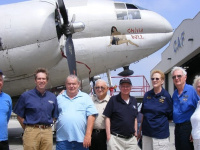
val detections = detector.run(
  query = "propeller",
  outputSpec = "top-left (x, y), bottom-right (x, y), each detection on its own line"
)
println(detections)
top-left (57, 0), bottom-right (85, 75)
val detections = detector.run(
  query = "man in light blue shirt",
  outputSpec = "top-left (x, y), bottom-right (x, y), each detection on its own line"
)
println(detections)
top-left (56, 75), bottom-right (98, 150)
top-left (0, 69), bottom-right (12, 150)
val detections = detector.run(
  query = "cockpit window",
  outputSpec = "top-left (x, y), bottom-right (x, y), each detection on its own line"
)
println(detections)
top-left (116, 11), bottom-right (128, 20)
top-left (126, 4), bottom-right (138, 9)
top-left (135, 5), bottom-right (147, 10)
top-left (128, 10), bottom-right (141, 19)
top-left (114, 3), bottom-right (126, 9)
top-left (114, 3), bottom-right (141, 20)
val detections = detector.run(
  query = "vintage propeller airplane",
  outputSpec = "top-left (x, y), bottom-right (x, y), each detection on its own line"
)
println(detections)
top-left (0, 0), bottom-right (173, 96)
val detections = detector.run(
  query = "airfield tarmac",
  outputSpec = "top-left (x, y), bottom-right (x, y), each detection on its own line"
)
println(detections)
top-left (8, 119), bottom-right (175, 150)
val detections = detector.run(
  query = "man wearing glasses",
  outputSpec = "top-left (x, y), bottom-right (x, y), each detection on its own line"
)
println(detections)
top-left (89, 79), bottom-right (110, 150)
top-left (103, 78), bottom-right (138, 150)
top-left (171, 66), bottom-right (199, 150)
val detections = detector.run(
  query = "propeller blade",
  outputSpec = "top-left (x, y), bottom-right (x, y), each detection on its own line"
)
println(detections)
top-left (65, 34), bottom-right (77, 75)
top-left (57, 0), bottom-right (69, 25)
top-left (57, 0), bottom-right (78, 75)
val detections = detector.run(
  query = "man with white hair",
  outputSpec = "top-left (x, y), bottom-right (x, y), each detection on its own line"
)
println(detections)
top-left (103, 78), bottom-right (138, 150)
top-left (171, 66), bottom-right (199, 150)
top-left (90, 79), bottom-right (110, 150)
top-left (0, 69), bottom-right (12, 150)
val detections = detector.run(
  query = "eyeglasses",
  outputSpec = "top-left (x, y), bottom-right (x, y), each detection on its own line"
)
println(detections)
top-left (172, 75), bottom-right (182, 79)
top-left (151, 78), bottom-right (160, 81)
top-left (95, 86), bottom-right (105, 90)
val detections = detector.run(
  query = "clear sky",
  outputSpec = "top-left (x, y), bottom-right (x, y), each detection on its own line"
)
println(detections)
top-left (1, 0), bottom-right (200, 92)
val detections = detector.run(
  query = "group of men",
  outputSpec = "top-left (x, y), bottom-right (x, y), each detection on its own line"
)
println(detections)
top-left (0, 66), bottom-right (199, 150)
top-left (0, 67), bottom-right (138, 150)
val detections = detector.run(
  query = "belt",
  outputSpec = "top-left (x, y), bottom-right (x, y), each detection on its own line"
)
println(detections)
top-left (0, 140), bottom-right (8, 143)
top-left (175, 121), bottom-right (191, 127)
top-left (26, 124), bottom-right (52, 129)
top-left (93, 129), bottom-right (106, 133)
top-left (111, 132), bottom-right (134, 139)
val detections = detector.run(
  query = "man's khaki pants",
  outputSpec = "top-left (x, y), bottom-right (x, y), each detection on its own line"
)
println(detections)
top-left (142, 135), bottom-right (169, 150)
top-left (107, 134), bottom-right (137, 150)
top-left (23, 126), bottom-right (53, 150)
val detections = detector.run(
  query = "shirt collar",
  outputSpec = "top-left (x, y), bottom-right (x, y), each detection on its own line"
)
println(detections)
top-left (181, 84), bottom-right (189, 96)
top-left (34, 87), bottom-right (46, 96)
top-left (93, 94), bottom-right (110, 103)
top-left (117, 93), bottom-right (132, 104)
top-left (62, 90), bottom-right (83, 99)
top-left (183, 84), bottom-right (188, 93)
top-left (149, 87), bottom-right (164, 97)
top-left (175, 84), bottom-right (187, 96)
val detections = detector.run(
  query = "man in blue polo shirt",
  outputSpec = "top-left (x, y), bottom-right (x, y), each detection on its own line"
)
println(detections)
top-left (171, 66), bottom-right (199, 150)
top-left (0, 69), bottom-right (12, 150)
top-left (103, 78), bottom-right (138, 150)
top-left (56, 75), bottom-right (98, 150)
top-left (13, 68), bottom-right (58, 150)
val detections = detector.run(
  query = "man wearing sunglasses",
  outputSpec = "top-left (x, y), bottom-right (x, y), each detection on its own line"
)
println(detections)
top-left (103, 78), bottom-right (138, 150)
top-left (171, 66), bottom-right (199, 150)
top-left (89, 79), bottom-right (110, 150)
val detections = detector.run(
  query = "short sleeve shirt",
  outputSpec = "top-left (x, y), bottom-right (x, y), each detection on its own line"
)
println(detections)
top-left (141, 88), bottom-right (173, 139)
top-left (92, 94), bottom-right (110, 129)
top-left (0, 92), bottom-right (12, 141)
top-left (56, 90), bottom-right (98, 142)
top-left (191, 101), bottom-right (200, 139)
top-left (103, 93), bottom-right (138, 136)
top-left (173, 84), bottom-right (199, 123)
top-left (13, 88), bottom-right (58, 125)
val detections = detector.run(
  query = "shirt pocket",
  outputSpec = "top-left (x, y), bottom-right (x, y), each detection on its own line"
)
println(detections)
top-left (76, 103), bottom-right (86, 115)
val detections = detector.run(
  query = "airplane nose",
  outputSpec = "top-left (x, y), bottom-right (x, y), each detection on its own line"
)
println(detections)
top-left (140, 10), bottom-right (173, 33)
top-left (161, 15), bottom-right (173, 33)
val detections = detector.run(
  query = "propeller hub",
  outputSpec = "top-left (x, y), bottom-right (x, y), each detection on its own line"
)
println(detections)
top-left (72, 22), bottom-right (85, 33)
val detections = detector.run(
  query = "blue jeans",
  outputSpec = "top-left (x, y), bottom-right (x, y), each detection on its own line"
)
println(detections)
top-left (56, 140), bottom-right (88, 150)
